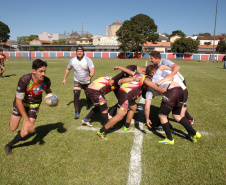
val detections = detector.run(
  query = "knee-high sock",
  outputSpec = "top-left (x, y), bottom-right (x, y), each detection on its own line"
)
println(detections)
top-left (85, 107), bottom-right (99, 119)
top-left (179, 117), bottom-right (196, 135)
top-left (162, 122), bottom-right (173, 140)
top-left (109, 104), bottom-right (117, 117)
top-left (101, 113), bottom-right (108, 125)
top-left (74, 90), bottom-right (81, 113)
top-left (7, 131), bottom-right (23, 147)
top-left (185, 111), bottom-right (193, 120)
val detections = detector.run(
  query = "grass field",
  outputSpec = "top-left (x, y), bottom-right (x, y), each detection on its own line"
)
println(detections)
top-left (0, 57), bottom-right (225, 184)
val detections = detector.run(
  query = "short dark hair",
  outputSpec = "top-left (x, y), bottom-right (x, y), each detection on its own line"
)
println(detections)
top-left (146, 65), bottom-right (157, 76)
top-left (0, 49), bottom-right (3, 52)
top-left (32, 59), bottom-right (47, 70)
top-left (149, 51), bottom-right (161, 59)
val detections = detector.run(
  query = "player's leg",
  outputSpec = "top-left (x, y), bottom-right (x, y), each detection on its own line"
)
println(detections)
top-left (97, 108), bottom-right (127, 140)
top-left (123, 102), bottom-right (137, 131)
top-left (73, 82), bottom-right (82, 119)
top-left (0, 65), bottom-right (5, 77)
top-left (158, 102), bottom-right (174, 144)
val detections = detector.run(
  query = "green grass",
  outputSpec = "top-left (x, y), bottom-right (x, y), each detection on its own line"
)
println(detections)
top-left (0, 58), bottom-right (225, 184)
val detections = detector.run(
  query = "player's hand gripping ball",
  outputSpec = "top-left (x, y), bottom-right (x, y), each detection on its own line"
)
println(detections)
top-left (44, 93), bottom-right (59, 107)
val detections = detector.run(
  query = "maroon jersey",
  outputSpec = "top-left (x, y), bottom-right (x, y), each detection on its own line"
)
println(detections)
top-left (14, 73), bottom-right (51, 108)
top-left (0, 54), bottom-right (6, 65)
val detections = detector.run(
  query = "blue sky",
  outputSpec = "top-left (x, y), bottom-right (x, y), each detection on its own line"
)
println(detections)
top-left (1, 0), bottom-right (225, 41)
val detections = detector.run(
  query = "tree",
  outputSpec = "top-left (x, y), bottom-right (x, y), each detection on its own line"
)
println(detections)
top-left (0, 21), bottom-right (10, 42)
top-left (199, 32), bottom-right (211, 37)
top-left (171, 38), bottom-right (200, 53)
top-left (116, 14), bottom-right (158, 56)
top-left (216, 41), bottom-right (226, 53)
top-left (18, 35), bottom-right (38, 44)
top-left (170, 30), bottom-right (185, 37)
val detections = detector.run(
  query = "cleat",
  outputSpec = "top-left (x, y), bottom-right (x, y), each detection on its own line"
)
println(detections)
top-left (74, 112), bottom-right (80, 119)
top-left (192, 132), bottom-right (201, 143)
top-left (82, 118), bottom-right (93, 127)
top-left (189, 119), bottom-right (196, 126)
top-left (97, 129), bottom-right (108, 140)
top-left (123, 126), bottom-right (134, 132)
top-left (158, 138), bottom-right (174, 145)
top-left (5, 145), bottom-right (14, 156)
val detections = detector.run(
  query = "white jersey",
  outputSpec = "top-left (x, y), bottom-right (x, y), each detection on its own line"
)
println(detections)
top-left (67, 56), bottom-right (94, 84)
top-left (145, 69), bottom-right (186, 100)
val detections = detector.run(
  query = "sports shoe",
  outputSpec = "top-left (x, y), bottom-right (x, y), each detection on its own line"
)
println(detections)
top-left (189, 119), bottom-right (196, 126)
top-left (82, 118), bottom-right (93, 127)
top-left (0, 74), bottom-right (3, 78)
top-left (97, 129), bottom-right (108, 140)
top-left (158, 138), bottom-right (174, 145)
top-left (5, 145), bottom-right (14, 156)
top-left (192, 132), bottom-right (201, 143)
top-left (123, 126), bottom-right (134, 132)
top-left (74, 112), bottom-right (80, 119)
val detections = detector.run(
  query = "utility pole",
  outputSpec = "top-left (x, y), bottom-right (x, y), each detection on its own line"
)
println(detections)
top-left (212, 0), bottom-right (218, 61)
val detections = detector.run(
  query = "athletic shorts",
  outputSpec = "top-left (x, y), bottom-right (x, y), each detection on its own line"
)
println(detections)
top-left (74, 81), bottom-right (89, 90)
top-left (0, 63), bottom-right (4, 67)
top-left (85, 88), bottom-right (106, 106)
top-left (162, 87), bottom-right (185, 107)
top-left (116, 90), bottom-right (134, 112)
top-left (12, 104), bottom-right (40, 119)
top-left (159, 102), bottom-right (182, 116)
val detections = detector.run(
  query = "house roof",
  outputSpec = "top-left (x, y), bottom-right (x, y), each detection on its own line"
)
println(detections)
top-left (143, 42), bottom-right (171, 47)
top-left (197, 36), bottom-right (220, 40)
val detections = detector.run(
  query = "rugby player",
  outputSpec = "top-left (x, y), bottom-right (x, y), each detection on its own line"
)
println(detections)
top-left (0, 49), bottom-right (10, 78)
top-left (5, 59), bottom-right (53, 155)
top-left (149, 51), bottom-right (196, 125)
top-left (62, 46), bottom-right (95, 119)
top-left (82, 76), bottom-right (117, 127)
top-left (144, 65), bottom-right (201, 144)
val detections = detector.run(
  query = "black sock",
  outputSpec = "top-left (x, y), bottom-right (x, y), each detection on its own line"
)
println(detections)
top-left (100, 126), bottom-right (107, 133)
top-left (109, 104), bottom-right (117, 116)
top-left (124, 122), bottom-right (130, 128)
top-left (162, 122), bottom-right (173, 140)
top-left (179, 117), bottom-right (196, 135)
top-left (185, 111), bottom-right (193, 120)
top-left (101, 113), bottom-right (109, 125)
top-left (7, 131), bottom-right (23, 147)
top-left (74, 90), bottom-right (81, 113)
top-left (86, 107), bottom-right (99, 119)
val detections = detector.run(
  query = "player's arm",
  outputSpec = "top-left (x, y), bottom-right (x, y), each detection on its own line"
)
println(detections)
top-left (144, 99), bottom-right (152, 128)
top-left (170, 63), bottom-right (180, 76)
top-left (118, 76), bottom-right (141, 85)
top-left (113, 66), bottom-right (135, 76)
top-left (5, 57), bottom-right (10, 63)
top-left (144, 78), bottom-right (166, 94)
top-left (85, 68), bottom-right (95, 82)
top-left (62, 68), bottom-right (71, 86)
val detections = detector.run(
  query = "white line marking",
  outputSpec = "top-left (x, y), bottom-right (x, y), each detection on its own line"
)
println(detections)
top-left (127, 122), bottom-right (143, 185)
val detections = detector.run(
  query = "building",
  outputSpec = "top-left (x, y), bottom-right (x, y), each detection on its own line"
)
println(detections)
top-left (30, 40), bottom-right (52, 46)
top-left (197, 36), bottom-right (219, 45)
top-left (93, 35), bottom-right (118, 46)
top-left (170, 35), bottom-right (181, 43)
top-left (38, 32), bottom-right (69, 42)
top-left (108, 20), bottom-right (122, 36)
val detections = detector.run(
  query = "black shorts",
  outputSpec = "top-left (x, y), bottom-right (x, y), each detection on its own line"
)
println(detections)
top-left (74, 81), bottom-right (89, 90)
top-left (162, 87), bottom-right (185, 107)
top-left (85, 88), bottom-right (106, 107)
top-left (12, 104), bottom-right (40, 119)
top-left (116, 90), bottom-right (135, 112)
top-left (159, 102), bottom-right (182, 116)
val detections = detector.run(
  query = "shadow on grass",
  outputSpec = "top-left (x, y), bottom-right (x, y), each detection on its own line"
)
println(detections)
top-left (3, 74), bottom-right (16, 78)
top-left (13, 122), bottom-right (67, 149)
top-left (67, 98), bottom-right (90, 112)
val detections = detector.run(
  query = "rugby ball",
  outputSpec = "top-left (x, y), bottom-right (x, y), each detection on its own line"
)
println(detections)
top-left (44, 93), bottom-right (59, 107)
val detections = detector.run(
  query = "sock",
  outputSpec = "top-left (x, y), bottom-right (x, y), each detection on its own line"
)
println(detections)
top-left (7, 131), bottom-right (23, 147)
top-left (86, 107), bottom-right (99, 119)
top-left (101, 113), bottom-right (109, 125)
top-left (179, 117), bottom-right (196, 136)
top-left (124, 122), bottom-right (130, 128)
top-left (100, 126), bottom-right (107, 133)
top-left (185, 111), bottom-right (193, 120)
top-left (162, 122), bottom-right (173, 140)
top-left (109, 104), bottom-right (117, 117)
top-left (73, 90), bottom-right (81, 113)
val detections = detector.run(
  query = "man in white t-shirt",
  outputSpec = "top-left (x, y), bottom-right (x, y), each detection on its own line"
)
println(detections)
top-left (62, 46), bottom-right (95, 119)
